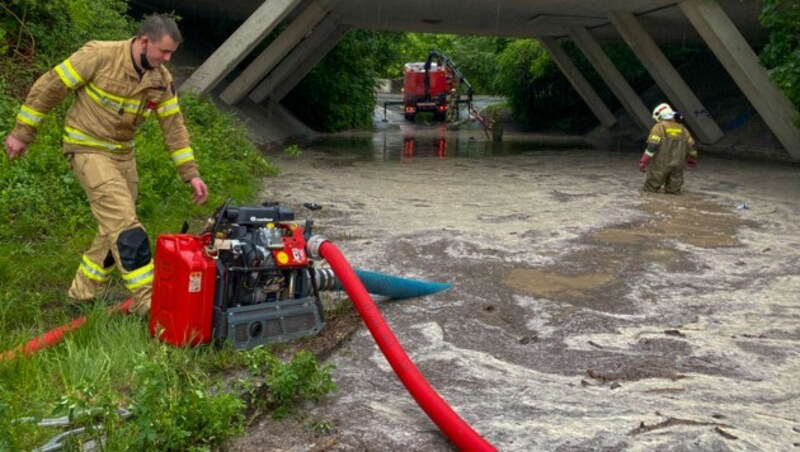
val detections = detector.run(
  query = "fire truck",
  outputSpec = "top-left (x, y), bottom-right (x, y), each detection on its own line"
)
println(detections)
top-left (402, 61), bottom-right (448, 121)
top-left (391, 51), bottom-right (473, 122)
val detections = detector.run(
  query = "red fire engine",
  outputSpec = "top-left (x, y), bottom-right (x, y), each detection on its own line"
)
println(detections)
top-left (388, 51), bottom-right (473, 122)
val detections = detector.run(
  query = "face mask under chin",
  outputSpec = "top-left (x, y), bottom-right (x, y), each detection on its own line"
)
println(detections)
top-left (140, 51), bottom-right (154, 70)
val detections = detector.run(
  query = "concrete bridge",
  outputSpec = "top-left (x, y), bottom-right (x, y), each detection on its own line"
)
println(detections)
top-left (134, 0), bottom-right (800, 159)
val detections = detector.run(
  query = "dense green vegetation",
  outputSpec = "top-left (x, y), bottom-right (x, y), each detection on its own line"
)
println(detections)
top-left (283, 29), bottom-right (399, 132)
top-left (1, 1), bottom-right (335, 449)
top-left (494, 39), bottom-right (702, 133)
top-left (759, 0), bottom-right (800, 125)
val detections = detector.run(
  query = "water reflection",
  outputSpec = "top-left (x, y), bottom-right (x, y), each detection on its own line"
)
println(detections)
top-left (308, 123), bottom-right (589, 162)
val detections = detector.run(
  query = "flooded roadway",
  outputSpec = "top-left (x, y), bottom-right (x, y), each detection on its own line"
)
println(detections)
top-left (236, 116), bottom-right (800, 450)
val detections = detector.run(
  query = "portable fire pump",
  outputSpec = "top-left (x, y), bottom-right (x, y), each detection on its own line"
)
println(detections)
top-left (4, 204), bottom-right (496, 449)
top-left (149, 200), bottom-right (325, 349)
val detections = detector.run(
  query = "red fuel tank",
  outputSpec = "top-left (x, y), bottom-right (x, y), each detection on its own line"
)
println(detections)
top-left (150, 234), bottom-right (216, 346)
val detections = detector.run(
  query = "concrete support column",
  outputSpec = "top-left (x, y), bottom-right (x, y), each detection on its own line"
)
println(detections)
top-left (180, 0), bottom-right (303, 95)
top-left (680, 0), bottom-right (800, 159)
top-left (609, 11), bottom-right (724, 144)
top-left (250, 17), bottom-right (347, 103)
top-left (539, 36), bottom-right (617, 128)
top-left (220, 0), bottom-right (334, 105)
top-left (569, 27), bottom-right (652, 130)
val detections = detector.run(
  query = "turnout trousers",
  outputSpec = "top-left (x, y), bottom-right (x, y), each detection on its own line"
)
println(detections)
top-left (67, 151), bottom-right (154, 316)
top-left (644, 164), bottom-right (685, 194)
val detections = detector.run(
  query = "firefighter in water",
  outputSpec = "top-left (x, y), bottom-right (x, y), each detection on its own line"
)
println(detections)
top-left (637, 103), bottom-right (698, 194)
top-left (445, 66), bottom-right (460, 129)
top-left (447, 88), bottom-right (459, 127)
top-left (4, 14), bottom-right (208, 316)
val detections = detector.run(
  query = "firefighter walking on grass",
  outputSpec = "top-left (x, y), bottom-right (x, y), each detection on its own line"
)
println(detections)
top-left (638, 103), bottom-right (698, 194)
top-left (4, 14), bottom-right (208, 316)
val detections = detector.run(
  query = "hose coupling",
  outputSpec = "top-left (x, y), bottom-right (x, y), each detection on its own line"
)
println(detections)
top-left (306, 234), bottom-right (329, 259)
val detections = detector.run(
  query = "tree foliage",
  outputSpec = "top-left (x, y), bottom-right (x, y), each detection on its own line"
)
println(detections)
top-left (495, 39), bottom-right (601, 133)
top-left (283, 29), bottom-right (394, 132)
top-left (1, 0), bottom-right (131, 100)
top-left (759, 0), bottom-right (800, 120)
top-left (494, 36), bottom-right (703, 133)
top-left (376, 33), bottom-right (510, 94)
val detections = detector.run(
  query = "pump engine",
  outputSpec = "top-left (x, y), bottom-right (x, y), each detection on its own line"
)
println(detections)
top-left (149, 201), bottom-right (324, 349)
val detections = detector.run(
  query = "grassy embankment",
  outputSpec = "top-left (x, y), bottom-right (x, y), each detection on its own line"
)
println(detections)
top-left (0, 9), bottom-right (335, 449)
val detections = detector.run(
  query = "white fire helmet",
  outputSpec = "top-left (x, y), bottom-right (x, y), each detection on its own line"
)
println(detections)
top-left (652, 103), bottom-right (675, 121)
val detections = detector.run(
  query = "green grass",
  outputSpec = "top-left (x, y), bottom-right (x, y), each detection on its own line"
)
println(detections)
top-left (0, 93), bottom-right (336, 449)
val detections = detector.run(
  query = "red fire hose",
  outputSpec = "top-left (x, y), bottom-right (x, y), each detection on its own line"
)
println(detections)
top-left (314, 238), bottom-right (496, 451)
top-left (0, 298), bottom-right (135, 362)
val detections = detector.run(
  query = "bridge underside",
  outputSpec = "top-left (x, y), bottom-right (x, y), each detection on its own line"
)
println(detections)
top-left (134, 0), bottom-right (800, 159)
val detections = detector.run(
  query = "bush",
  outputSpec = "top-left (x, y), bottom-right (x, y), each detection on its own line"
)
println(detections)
top-left (283, 29), bottom-right (387, 132)
top-left (239, 348), bottom-right (336, 420)
top-left (759, 0), bottom-right (800, 125)
top-left (495, 39), bottom-right (599, 133)
top-left (120, 347), bottom-right (245, 450)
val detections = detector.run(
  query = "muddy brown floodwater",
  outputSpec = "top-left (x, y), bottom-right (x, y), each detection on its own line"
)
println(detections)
top-left (231, 129), bottom-right (800, 451)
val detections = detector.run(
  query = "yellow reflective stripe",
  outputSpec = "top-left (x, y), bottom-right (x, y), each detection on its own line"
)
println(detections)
top-left (665, 127), bottom-right (683, 137)
top-left (157, 97), bottom-right (180, 118)
top-left (16, 105), bottom-right (46, 128)
top-left (79, 255), bottom-right (113, 282)
top-left (54, 59), bottom-right (86, 89)
top-left (648, 134), bottom-right (662, 143)
top-left (85, 82), bottom-right (141, 114)
top-left (63, 126), bottom-right (135, 152)
top-left (170, 147), bottom-right (195, 167)
top-left (122, 262), bottom-right (154, 289)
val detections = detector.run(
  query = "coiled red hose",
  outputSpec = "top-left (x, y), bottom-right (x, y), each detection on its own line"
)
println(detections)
top-left (318, 240), bottom-right (495, 451)
top-left (0, 298), bottom-right (134, 362)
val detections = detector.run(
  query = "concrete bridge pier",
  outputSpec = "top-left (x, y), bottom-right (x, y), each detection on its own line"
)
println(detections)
top-left (609, 11), bottom-right (725, 145)
top-left (249, 16), bottom-right (349, 103)
top-left (538, 36), bottom-right (617, 129)
top-left (219, 0), bottom-right (335, 105)
top-left (679, 0), bottom-right (800, 159)
top-left (180, 0), bottom-right (303, 96)
top-left (568, 27), bottom-right (653, 131)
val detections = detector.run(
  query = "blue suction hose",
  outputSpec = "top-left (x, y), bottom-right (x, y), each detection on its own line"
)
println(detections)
top-left (314, 268), bottom-right (452, 300)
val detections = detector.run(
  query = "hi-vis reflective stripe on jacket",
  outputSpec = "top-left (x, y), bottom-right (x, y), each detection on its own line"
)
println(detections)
top-left (156, 97), bottom-right (180, 118)
top-left (646, 120), bottom-right (696, 167)
top-left (63, 126), bottom-right (134, 152)
top-left (16, 105), bottom-right (45, 128)
top-left (55, 59), bottom-right (86, 89)
top-left (84, 82), bottom-right (182, 119)
top-left (85, 82), bottom-right (143, 115)
top-left (11, 39), bottom-right (201, 182)
top-left (79, 254), bottom-right (113, 282)
top-left (170, 147), bottom-right (195, 166)
top-left (122, 262), bottom-right (154, 290)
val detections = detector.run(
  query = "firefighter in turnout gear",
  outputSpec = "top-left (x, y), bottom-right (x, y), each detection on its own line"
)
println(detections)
top-left (638, 103), bottom-right (698, 194)
top-left (4, 14), bottom-right (208, 316)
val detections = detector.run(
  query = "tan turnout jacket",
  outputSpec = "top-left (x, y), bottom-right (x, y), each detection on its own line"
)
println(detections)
top-left (12, 39), bottom-right (199, 182)
top-left (645, 119), bottom-right (697, 169)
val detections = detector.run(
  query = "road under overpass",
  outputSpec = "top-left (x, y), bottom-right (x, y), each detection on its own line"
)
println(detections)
top-left (133, 0), bottom-right (800, 160)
